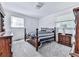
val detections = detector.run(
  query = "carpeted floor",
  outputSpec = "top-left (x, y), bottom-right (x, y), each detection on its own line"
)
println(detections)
top-left (12, 40), bottom-right (71, 57)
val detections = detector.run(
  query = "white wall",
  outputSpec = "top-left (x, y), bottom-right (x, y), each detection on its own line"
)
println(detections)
top-left (4, 10), bottom-right (39, 40)
top-left (56, 10), bottom-right (75, 21)
top-left (39, 15), bottom-right (56, 30)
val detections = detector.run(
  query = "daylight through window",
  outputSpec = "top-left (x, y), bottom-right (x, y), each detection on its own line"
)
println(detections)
top-left (11, 16), bottom-right (24, 28)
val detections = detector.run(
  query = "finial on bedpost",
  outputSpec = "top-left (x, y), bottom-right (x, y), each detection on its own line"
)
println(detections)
top-left (36, 28), bottom-right (38, 51)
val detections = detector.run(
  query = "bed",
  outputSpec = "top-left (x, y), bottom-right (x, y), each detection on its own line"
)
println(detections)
top-left (25, 27), bottom-right (56, 51)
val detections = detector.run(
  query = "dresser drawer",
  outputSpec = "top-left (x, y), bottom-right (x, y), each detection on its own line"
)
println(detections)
top-left (58, 33), bottom-right (72, 47)
top-left (0, 36), bottom-right (12, 57)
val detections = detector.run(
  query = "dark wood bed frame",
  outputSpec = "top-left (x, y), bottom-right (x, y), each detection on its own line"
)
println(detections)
top-left (24, 27), bottom-right (56, 51)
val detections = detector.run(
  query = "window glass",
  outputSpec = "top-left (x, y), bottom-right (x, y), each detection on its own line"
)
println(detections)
top-left (11, 16), bottom-right (24, 28)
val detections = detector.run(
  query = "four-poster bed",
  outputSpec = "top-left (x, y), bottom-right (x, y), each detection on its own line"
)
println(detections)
top-left (25, 27), bottom-right (56, 51)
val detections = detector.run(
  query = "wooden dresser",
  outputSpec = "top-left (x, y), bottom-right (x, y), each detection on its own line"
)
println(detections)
top-left (58, 33), bottom-right (72, 47)
top-left (0, 34), bottom-right (13, 57)
top-left (0, 4), bottom-right (13, 57)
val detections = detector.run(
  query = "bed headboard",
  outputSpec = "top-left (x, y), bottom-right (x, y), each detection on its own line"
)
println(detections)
top-left (41, 27), bottom-right (55, 32)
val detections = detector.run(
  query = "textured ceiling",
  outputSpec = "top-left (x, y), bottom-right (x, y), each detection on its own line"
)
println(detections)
top-left (1, 2), bottom-right (79, 18)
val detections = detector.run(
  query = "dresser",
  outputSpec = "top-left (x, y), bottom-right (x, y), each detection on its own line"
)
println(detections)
top-left (0, 34), bottom-right (13, 57)
top-left (0, 4), bottom-right (13, 57)
top-left (58, 33), bottom-right (72, 47)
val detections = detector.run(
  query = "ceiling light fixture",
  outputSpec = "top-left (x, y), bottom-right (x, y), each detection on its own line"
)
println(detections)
top-left (35, 2), bottom-right (44, 9)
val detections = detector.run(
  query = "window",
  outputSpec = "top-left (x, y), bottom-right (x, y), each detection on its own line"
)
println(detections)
top-left (56, 20), bottom-right (75, 29)
top-left (55, 20), bottom-right (75, 34)
top-left (11, 16), bottom-right (24, 28)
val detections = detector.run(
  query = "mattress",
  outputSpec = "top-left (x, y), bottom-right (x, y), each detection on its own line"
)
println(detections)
top-left (38, 33), bottom-right (54, 37)
top-left (30, 31), bottom-right (55, 42)
top-left (39, 36), bottom-right (54, 41)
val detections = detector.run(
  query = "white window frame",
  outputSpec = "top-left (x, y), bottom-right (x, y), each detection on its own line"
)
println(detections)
top-left (11, 16), bottom-right (24, 28)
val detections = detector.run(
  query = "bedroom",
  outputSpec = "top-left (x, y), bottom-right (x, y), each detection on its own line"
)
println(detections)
top-left (0, 2), bottom-right (79, 57)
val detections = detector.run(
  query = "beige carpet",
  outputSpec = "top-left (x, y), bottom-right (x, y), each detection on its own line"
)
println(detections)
top-left (12, 40), bottom-right (71, 57)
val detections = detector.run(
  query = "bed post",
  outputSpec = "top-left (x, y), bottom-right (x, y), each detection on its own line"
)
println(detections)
top-left (54, 27), bottom-right (56, 41)
top-left (36, 28), bottom-right (38, 51)
top-left (24, 28), bottom-right (27, 41)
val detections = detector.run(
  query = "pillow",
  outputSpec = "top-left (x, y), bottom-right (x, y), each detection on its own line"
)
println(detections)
top-left (46, 28), bottom-right (54, 32)
top-left (41, 28), bottom-right (47, 31)
top-left (41, 28), bottom-right (54, 32)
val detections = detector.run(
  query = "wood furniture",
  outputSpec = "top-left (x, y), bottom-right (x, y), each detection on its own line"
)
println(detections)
top-left (26, 28), bottom-right (56, 51)
top-left (0, 13), bottom-right (5, 32)
top-left (0, 34), bottom-right (13, 57)
top-left (70, 7), bottom-right (79, 57)
top-left (24, 28), bottom-right (26, 41)
top-left (0, 4), bottom-right (13, 57)
top-left (70, 53), bottom-right (79, 57)
top-left (27, 28), bottom-right (40, 51)
top-left (0, 4), bottom-right (5, 32)
top-left (27, 38), bottom-right (40, 49)
top-left (73, 7), bottom-right (79, 54)
top-left (58, 33), bottom-right (72, 47)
